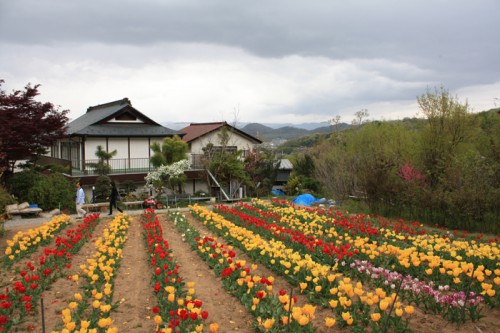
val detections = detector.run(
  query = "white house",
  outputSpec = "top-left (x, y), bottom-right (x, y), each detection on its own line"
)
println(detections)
top-left (44, 98), bottom-right (183, 188)
top-left (179, 122), bottom-right (262, 199)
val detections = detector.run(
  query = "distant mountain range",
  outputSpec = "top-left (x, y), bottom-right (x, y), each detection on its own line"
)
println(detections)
top-left (241, 123), bottom-right (331, 141)
top-left (163, 121), bottom-right (350, 142)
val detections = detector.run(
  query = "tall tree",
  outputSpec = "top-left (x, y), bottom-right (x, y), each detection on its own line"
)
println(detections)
top-left (417, 86), bottom-right (476, 188)
top-left (0, 80), bottom-right (68, 180)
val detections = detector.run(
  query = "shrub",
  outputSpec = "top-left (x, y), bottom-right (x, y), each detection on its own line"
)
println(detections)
top-left (7, 170), bottom-right (42, 202)
top-left (120, 180), bottom-right (137, 194)
top-left (93, 175), bottom-right (111, 203)
top-left (28, 173), bottom-right (75, 211)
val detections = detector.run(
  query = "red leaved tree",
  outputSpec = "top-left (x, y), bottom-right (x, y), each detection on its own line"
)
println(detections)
top-left (0, 79), bottom-right (69, 182)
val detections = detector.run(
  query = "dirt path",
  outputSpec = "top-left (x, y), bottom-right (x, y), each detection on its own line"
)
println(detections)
top-left (112, 215), bottom-right (157, 332)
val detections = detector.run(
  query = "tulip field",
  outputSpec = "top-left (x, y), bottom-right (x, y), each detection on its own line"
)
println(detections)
top-left (0, 198), bottom-right (499, 332)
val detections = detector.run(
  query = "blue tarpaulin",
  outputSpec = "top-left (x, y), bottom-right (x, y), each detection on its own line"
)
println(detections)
top-left (271, 189), bottom-right (285, 196)
top-left (292, 194), bottom-right (326, 206)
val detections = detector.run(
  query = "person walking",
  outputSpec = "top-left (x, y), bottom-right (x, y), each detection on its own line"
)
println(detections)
top-left (75, 182), bottom-right (87, 219)
top-left (109, 182), bottom-right (123, 215)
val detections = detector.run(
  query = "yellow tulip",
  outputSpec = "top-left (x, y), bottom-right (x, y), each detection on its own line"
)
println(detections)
top-left (379, 299), bottom-right (389, 311)
top-left (65, 321), bottom-right (76, 331)
top-left (209, 323), bottom-right (219, 333)
top-left (371, 313), bottom-right (381, 322)
top-left (298, 315), bottom-right (309, 326)
top-left (341, 311), bottom-right (352, 321)
top-left (329, 299), bottom-right (338, 308)
top-left (98, 318), bottom-right (109, 328)
top-left (325, 317), bottom-right (336, 327)
top-left (263, 318), bottom-right (275, 330)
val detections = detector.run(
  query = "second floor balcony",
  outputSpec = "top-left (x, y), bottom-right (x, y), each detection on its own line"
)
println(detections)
top-left (40, 151), bottom-right (250, 177)
top-left (42, 154), bottom-right (208, 176)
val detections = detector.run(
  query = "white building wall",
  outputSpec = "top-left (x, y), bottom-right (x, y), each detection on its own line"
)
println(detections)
top-left (130, 138), bottom-right (150, 159)
top-left (189, 131), bottom-right (257, 154)
top-left (85, 138), bottom-right (106, 160)
top-left (85, 137), bottom-right (168, 160)
top-left (108, 138), bottom-right (128, 159)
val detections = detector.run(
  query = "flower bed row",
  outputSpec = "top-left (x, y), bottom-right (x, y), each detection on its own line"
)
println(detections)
top-left (1, 213), bottom-right (101, 332)
top-left (139, 209), bottom-right (214, 333)
top-left (51, 213), bottom-right (131, 333)
top-left (3, 214), bottom-right (72, 267)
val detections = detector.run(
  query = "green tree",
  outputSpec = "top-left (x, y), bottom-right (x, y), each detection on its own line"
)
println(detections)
top-left (312, 120), bottom-right (416, 203)
top-left (244, 148), bottom-right (280, 197)
top-left (287, 153), bottom-right (321, 195)
top-left (150, 135), bottom-right (188, 167)
top-left (86, 145), bottom-right (117, 176)
top-left (417, 86), bottom-right (477, 188)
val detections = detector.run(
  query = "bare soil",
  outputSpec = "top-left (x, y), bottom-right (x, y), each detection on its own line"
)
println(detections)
top-left (1, 213), bottom-right (499, 333)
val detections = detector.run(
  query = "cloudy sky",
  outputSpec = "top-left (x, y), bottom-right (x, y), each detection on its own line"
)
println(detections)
top-left (1, 0), bottom-right (498, 127)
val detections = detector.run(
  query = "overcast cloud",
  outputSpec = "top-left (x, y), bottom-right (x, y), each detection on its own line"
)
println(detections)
top-left (1, 0), bottom-right (498, 126)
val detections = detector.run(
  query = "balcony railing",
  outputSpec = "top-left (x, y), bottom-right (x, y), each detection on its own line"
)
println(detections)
top-left (43, 152), bottom-right (248, 176)
top-left (71, 158), bottom-right (155, 176)
top-left (70, 154), bottom-right (209, 176)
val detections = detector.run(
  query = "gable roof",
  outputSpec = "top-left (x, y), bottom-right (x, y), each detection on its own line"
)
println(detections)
top-left (68, 98), bottom-right (182, 137)
top-left (180, 122), bottom-right (262, 144)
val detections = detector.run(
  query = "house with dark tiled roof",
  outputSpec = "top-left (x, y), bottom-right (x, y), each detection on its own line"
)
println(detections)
top-left (44, 98), bottom-right (183, 186)
top-left (42, 102), bottom-right (263, 201)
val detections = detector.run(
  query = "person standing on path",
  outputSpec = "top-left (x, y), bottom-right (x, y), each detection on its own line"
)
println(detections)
top-left (109, 182), bottom-right (123, 215)
top-left (75, 182), bottom-right (86, 219)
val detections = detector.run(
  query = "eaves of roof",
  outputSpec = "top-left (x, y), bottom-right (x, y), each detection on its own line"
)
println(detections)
top-left (70, 124), bottom-right (183, 137)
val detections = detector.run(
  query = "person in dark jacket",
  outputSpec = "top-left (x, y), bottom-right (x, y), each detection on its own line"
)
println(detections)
top-left (109, 182), bottom-right (123, 215)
